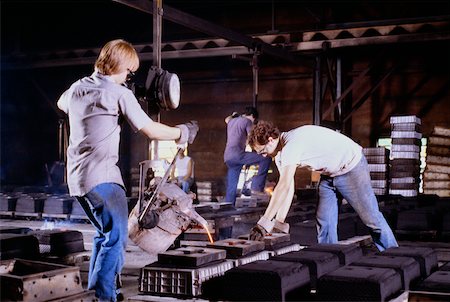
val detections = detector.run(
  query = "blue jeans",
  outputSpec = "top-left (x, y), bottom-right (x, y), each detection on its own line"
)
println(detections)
top-left (225, 152), bottom-right (271, 205)
top-left (177, 176), bottom-right (194, 193)
top-left (77, 183), bottom-right (128, 301)
top-left (317, 155), bottom-right (398, 251)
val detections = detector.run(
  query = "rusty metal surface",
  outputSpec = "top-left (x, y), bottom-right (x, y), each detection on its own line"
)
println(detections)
top-left (183, 219), bottom-right (217, 241)
top-left (207, 239), bottom-right (265, 259)
top-left (239, 232), bottom-right (291, 248)
top-left (129, 155), bottom-right (208, 257)
top-left (0, 259), bottom-right (84, 302)
top-left (157, 247), bottom-right (226, 267)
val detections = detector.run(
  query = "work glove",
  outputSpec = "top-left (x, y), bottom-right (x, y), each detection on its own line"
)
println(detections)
top-left (138, 209), bottom-right (160, 229)
top-left (176, 121), bottom-right (199, 145)
top-left (249, 216), bottom-right (275, 241)
top-left (249, 224), bottom-right (267, 241)
top-left (273, 220), bottom-right (290, 234)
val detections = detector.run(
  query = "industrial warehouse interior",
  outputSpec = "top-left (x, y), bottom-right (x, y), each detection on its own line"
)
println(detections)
top-left (1, 0), bottom-right (450, 301)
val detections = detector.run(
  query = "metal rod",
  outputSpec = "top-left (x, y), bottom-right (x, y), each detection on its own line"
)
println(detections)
top-left (336, 56), bottom-right (342, 117)
top-left (252, 53), bottom-right (259, 108)
top-left (152, 0), bottom-right (163, 160)
top-left (153, 0), bottom-right (162, 68)
top-left (138, 147), bottom-right (184, 224)
top-left (313, 55), bottom-right (322, 125)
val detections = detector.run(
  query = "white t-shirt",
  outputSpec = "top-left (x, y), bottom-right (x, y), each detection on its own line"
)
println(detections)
top-left (175, 156), bottom-right (194, 178)
top-left (275, 125), bottom-right (362, 177)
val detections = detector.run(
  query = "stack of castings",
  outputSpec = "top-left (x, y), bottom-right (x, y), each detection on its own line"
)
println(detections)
top-left (389, 115), bottom-right (422, 197)
top-left (423, 126), bottom-right (450, 197)
top-left (363, 147), bottom-right (390, 195)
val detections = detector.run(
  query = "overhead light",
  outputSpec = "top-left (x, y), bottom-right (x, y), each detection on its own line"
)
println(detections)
top-left (145, 67), bottom-right (181, 111)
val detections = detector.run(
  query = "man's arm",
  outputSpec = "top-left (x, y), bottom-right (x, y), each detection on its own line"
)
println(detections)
top-left (183, 158), bottom-right (193, 180)
top-left (262, 164), bottom-right (297, 221)
top-left (249, 164), bottom-right (296, 240)
top-left (275, 178), bottom-right (295, 222)
top-left (225, 112), bottom-right (239, 124)
top-left (140, 120), bottom-right (181, 141)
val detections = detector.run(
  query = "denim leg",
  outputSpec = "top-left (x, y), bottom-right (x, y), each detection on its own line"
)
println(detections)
top-left (317, 176), bottom-right (339, 243)
top-left (181, 180), bottom-right (189, 193)
top-left (178, 177), bottom-right (194, 193)
top-left (237, 152), bottom-right (271, 192)
top-left (226, 152), bottom-right (271, 204)
top-left (225, 162), bottom-right (242, 204)
top-left (334, 156), bottom-right (398, 251)
top-left (76, 196), bottom-right (103, 285)
top-left (250, 156), bottom-right (272, 192)
top-left (80, 183), bottom-right (129, 301)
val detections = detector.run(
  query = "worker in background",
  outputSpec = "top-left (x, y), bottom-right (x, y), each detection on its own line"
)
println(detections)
top-left (224, 107), bottom-right (272, 205)
top-left (57, 39), bottom-right (198, 302)
top-left (170, 151), bottom-right (194, 193)
top-left (247, 121), bottom-right (398, 252)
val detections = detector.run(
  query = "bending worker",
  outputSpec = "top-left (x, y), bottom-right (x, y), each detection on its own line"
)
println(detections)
top-left (247, 121), bottom-right (398, 251)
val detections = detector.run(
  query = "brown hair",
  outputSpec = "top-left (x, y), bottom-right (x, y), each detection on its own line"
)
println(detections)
top-left (248, 120), bottom-right (280, 148)
top-left (95, 39), bottom-right (139, 75)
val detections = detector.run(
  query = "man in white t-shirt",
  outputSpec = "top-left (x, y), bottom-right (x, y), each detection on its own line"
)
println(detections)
top-left (171, 152), bottom-right (194, 193)
top-left (247, 121), bottom-right (398, 251)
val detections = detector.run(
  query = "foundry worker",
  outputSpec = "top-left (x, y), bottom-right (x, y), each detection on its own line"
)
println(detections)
top-left (247, 121), bottom-right (398, 251)
top-left (57, 39), bottom-right (198, 301)
top-left (170, 151), bottom-right (195, 193)
top-left (224, 107), bottom-right (272, 205)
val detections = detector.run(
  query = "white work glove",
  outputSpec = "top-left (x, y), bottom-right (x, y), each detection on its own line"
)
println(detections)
top-left (249, 216), bottom-right (275, 241)
top-left (273, 220), bottom-right (290, 233)
top-left (176, 121), bottom-right (199, 146)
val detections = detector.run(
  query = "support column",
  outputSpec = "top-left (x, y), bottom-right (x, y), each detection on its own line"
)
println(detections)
top-left (151, 0), bottom-right (163, 160)
top-left (313, 55), bottom-right (322, 125)
top-left (251, 52), bottom-right (259, 109)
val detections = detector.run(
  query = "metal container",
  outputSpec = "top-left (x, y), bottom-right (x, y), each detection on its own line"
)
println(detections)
top-left (139, 260), bottom-right (233, 297)
top-left (0, 258), bottom-right (84, 301)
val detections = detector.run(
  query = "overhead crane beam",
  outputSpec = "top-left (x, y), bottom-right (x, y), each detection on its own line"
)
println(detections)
top-left (112, 0), bottom-right (301, 65)
top-left (3, 16), bottom-right (449, 70)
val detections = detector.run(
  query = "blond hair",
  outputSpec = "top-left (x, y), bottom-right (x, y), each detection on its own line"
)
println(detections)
top-left (95, 39), bottom-right (139, 75)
